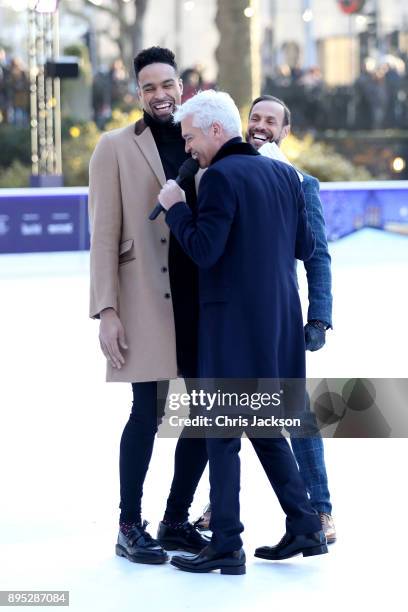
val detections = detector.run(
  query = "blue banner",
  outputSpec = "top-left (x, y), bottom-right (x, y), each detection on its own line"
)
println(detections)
top-left (0, 188), bottom-right (89, 254)
top-left (0, 182), bottom-right (407, 254)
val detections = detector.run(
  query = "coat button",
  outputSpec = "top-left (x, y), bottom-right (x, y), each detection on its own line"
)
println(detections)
top-left (164, 292), bottom-right (171, 299)
top-left (161, 266), bottom-right (168, 273)
top-left (160, 237), bottom-right (167, 244)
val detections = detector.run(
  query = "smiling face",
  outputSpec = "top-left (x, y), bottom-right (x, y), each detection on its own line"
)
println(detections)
top-left (137, 62), bottom-right (183, 122)
top-left (181, 115), bottom-right (226, 168)
top-left (246, 100), bottom-right (290, 149)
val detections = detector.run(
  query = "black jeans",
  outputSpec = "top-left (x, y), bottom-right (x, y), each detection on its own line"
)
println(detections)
top-left (119, 380), bottom-right (208, 524)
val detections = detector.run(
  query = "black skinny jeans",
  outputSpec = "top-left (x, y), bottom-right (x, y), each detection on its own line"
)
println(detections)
top-left (119, 380), bottom-right (208, 524)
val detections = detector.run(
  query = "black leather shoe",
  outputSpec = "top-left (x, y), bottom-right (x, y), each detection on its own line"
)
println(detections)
top-left (170, 545), bottom-right (246, 575)
top-left (157, 520), bottom-right (210, 553)
top-left (255, 530), bottom-right (328, 561)
top-left (115, 521), bottom-right (168, 565)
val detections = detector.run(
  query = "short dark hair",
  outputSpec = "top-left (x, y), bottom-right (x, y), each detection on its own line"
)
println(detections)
top-left (133, 46), bottom-right (178, 80)
top-left (249, 95), bottom-right (291, 127)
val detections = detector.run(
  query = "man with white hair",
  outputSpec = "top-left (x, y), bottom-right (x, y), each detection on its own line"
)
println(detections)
top-left (194, 95), bottom-right (336, 545)
top-left (157, 90), bottom-right (327, 575)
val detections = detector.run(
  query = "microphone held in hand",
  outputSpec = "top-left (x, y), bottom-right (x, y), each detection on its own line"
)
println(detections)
top-left (148, 157), bottom-right (200, 220)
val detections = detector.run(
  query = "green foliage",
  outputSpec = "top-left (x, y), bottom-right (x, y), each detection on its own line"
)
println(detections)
top-left (62, 121), bottom-right (100, 187)
top-left (62, 109), bottom-right (142, 186)
top-left (282, 134), bottom-right (373, 181)
top-left (63, 44), bottom-right (87, 59)
top-left (61, 117), bottom-right (89, 140)
top-left (0, 110), bottom-right (375, 187)
top-left (0, 109), bottom-right (143, 187)
top-left (0, 160), bottom-right (31, 187)
top-left (0, 124), bottom-right (31, 168)
top-left (105, 108), bottom-right (142, 131)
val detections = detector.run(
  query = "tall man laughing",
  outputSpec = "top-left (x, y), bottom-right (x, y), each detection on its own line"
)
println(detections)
top-left (88, 46), bottom-right (209, 566)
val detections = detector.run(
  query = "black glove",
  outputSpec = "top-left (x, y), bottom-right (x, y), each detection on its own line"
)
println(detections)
top-left (304, 320), bottom-right (328, 352)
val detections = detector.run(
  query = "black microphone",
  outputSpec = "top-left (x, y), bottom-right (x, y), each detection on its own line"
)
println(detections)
top-left (148, 157), bottom-right (200, 220)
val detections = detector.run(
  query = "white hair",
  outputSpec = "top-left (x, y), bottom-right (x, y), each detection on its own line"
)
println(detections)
top-left (174, 89), bottom-right (242, 137)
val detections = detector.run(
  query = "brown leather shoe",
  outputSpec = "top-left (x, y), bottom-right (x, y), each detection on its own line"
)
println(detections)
top-left (319, 513), bottom-right (336, 544)
top-left (193, 503), bottom-right (211, 531)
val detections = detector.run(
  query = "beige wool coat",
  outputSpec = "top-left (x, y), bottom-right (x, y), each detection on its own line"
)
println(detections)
top-left (88, 118), bottom-right (200, 382)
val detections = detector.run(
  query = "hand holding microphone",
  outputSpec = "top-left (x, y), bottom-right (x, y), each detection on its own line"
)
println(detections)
top-left (149, 157), bottom-right (199, 220)
top-left (158, 180), bottom-right (186, 211)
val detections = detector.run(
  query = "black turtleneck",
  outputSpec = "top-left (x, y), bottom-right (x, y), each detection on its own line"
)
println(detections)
top-left (144, 111), bottom-right (188, 179)
top-left (144, 111), bottom-right (198, 377)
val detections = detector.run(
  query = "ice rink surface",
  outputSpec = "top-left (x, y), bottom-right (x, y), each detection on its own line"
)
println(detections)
top-left (0, 229), bottom-right (407, 612)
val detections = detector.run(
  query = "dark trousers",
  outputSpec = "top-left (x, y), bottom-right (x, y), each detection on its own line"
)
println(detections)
top-left (207, 434), bottom-right (322, 554)
top-left (119, 380), bottom-right (207, 524)
top-left (119, 381), bottom-right (323, 548)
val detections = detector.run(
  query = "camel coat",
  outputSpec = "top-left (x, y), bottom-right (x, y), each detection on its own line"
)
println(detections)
top-left (88, 118), bottom-right (199, 382)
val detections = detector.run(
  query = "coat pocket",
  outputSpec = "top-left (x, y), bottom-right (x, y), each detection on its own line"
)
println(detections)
top-left (119, 238), bottom-right (135, 265)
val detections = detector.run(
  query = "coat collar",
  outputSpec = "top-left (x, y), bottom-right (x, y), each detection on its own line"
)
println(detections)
top-left (210, 137), bottom-right (260, 166)
top-left (133, 118), bottom-right (166, 186)
top-left (134, 117), bottom-right (147, 136)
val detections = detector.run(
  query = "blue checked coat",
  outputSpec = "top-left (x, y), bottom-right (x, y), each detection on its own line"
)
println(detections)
top-left (300, 173), bottom-right (332, 327)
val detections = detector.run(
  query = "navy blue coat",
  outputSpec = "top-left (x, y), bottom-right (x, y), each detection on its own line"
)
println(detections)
top-left (165, 139), bottom-right (315, 378)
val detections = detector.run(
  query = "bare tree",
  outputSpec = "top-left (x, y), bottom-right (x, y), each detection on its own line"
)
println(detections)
top-left (215, 0), bottom-right (260, 111)
top-left (61, 0), bottom-right (149, 70)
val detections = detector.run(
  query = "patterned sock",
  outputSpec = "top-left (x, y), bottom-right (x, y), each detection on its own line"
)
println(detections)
top-left (120, 520), bottom-right (141, 536)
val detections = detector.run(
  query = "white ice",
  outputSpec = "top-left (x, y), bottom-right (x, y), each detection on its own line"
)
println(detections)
top-left (0, 228), bottom-right (407, 612)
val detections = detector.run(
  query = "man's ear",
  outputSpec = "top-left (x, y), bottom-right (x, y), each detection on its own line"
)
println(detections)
top-left (137, 85), bottom-right (143, 108)
top-left (179, 78), bottom-right (183, 96)
top-left (281, 124), bottom-right (291, 140)
top-left (212, 121), bottom-right (222, 137)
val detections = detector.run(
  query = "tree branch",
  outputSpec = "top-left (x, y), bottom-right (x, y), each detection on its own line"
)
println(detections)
top-left (83, 0), bottom-right (118, 19)
top-left (60, 0), bottom-right (92, 24)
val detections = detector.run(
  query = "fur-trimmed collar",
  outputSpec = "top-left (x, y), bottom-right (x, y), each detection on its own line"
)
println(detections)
top-left (210, 137), bottom-right (260, 166)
